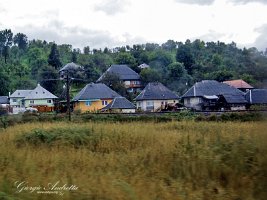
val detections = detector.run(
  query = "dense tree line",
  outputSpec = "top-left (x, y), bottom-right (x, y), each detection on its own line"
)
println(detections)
top-left (0, 29), bottom-right (267, 97)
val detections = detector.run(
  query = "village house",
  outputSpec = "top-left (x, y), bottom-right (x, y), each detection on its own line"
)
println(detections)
top-left (102, 97), bottom-right (136, 113)
top-left (223, 79), bottom-right (254, 92)
top-left (9, 84), bottom-right (58, 113)
top-left (135, 82), bottom-right (179, 112)
top-left (97, 64), bottom-right (142, 93)
top-left (72, 83), bottom-right (121, 113)
top-left (182, 80), bottom-right (247, 111)
top-left (245, 89), bottom-right (267, 108)
top-left (0, 96), bottom-right (9, 115)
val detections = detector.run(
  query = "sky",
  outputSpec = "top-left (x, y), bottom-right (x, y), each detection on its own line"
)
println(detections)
top-left (0, 0), bottom-right (267, 51)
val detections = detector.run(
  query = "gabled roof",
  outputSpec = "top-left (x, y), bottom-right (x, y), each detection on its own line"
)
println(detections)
top-left (0, 96), bottom-right (9, 104)
top-left (73, 83), bottom-right (121, 101)
top-left (97, 64), bottom-right (140, 82)
top-left (221, 94), bottom-right (247, 104)
top-left (102, 97), bottom-right (136, 110)
top-left (182, 80), bottom-right (245, 98)
top-left (135, 82), bottom-right (179, 101)
top-left (9, 90), bottom-right (31, 98)
top-left (24, 84), bottom-right (58, 99)
top-left (245, 89), bottom-right (267, 104)
top-left (9, 84), bottom-right (58, 100)
top-left (223, 79), bottom-right (254, 89)
top-left (59, 62), bottom-right (83, 73)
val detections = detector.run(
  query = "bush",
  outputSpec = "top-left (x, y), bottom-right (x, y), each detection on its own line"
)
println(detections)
top-left (15, 127), bottom-right (94, 148)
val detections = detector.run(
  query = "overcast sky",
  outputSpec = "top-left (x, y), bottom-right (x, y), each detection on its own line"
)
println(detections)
top-left (0, 0), bottom-right (267, 50)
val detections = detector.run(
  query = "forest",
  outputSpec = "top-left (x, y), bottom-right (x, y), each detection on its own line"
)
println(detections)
top-left (0, 28), bottom-right (267, 98)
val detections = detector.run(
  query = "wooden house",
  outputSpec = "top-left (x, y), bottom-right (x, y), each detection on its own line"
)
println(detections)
top-left (97, 64), bottom-right (142, 93)
top-left (9, 84), bottom-right (58, 113)
top-left (72, 83), bottom-right (121, 113)
top-left (102, 97), bottom-right (136, 113)
top-left (135, 82), bottom-right (179, 112)
top-left (182, 80), bottom-right (247, 111)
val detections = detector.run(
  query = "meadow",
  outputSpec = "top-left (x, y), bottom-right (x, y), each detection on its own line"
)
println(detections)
top-left (0, 120), bottom-right (266, 200)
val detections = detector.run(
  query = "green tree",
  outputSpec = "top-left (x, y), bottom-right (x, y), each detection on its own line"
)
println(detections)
top-left (162, 40), bottom-right (177, 51)
top-left (13, 33), bottom-right (28, 51)
top-left (48, 43), bottom-right (62, 69)
top-left (167, 62), bottom-right (186, 79)
top-left (0, 68), bottom-right (10, 95)
top-left (0, 29), bottom-right (13, 63)
top-left (38, 65), bottom-right (61, 95)
top-left (100, 72), bottom-right (126, 96)
top-left (176, 44), bottom-right (195, 75)
top-left (140, 68), bottom-right (162, 84)
top-left (115, 52), bottom-right (137, 68)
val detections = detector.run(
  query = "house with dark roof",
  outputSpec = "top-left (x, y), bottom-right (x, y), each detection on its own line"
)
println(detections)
top-left (135, 82), bottom-right (179, 112)
top-left (0, 96), bottom-right (9, 115)
top-left (245, 89), bottom-right (267, 106)
top-left (9, 84), bottom-right (58, 113)
top-left (182, 80), bottom-right (247, 111)
top-left (0, 96), bottom-right (9, 106)
top-left (97, 64), bottom-right (142, 93)
top-left (72, 83), bottom-right (121, 112)
top-left (223, 79), bottom-right (254, 92)
top-left (102, 97), bottom-right (136, 113)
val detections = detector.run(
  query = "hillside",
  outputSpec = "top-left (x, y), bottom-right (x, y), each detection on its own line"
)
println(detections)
top-left (1, 29), bottom-right (267, 97)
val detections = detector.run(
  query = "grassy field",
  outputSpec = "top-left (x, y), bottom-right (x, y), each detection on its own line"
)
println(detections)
top-left (0, 121), bottom-right (266, 200)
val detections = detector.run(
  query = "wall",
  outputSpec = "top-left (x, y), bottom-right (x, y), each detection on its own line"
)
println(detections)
top-left (10, 97), bottom-right (24, 107)
top-left (24, 99), bottom-right (54, 107)
top-left (183, 97), bottom-right (203, 111)
top-left (137, 99), bottom-right (177, 112)
top-left (74, 99), bottom-right (113, 113)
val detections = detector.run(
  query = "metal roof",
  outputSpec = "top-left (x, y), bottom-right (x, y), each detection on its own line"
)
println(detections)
top-left (24, 84), bottom-right (58, 99)
top-left (73, 83), bottom-right (121, 101)
top-left (102, 97), bottom-right (136, 110)
top-left (0, 96), bottom-right (9, 104)
top-left (183, 80), bottom-right (245, 97)
top-left (223, 79), bottom-right (254, 89)
top-left (9, 90), bottom-right (32, 98)
top-left (245, 89), bottom-right (267, 104)
top-left (135, 82), bottom-right (179, 101)
top-left (97, 64), bottom-right (140, 82)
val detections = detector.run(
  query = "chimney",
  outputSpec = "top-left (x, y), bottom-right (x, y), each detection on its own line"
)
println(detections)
top-left (249, 90), bottom-right (252, 103)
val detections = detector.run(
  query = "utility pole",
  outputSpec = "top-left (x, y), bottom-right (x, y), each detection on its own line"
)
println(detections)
top-left (66, 72), bottom-right (71, 121)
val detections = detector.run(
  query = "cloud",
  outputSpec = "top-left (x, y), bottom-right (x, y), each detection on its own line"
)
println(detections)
top-left (251, 24), bottom-right (267, 51)
top-left (193, 30), bottom-right (226, 41)
top-left (14, 20), bottom-right (145, 50)
top-left (227, 0), bottom-right (267, 4)
top-left (94, 0), bottom-right (130, 15)
top-left (174, 0), bottom-right (267, 5)
top-left (174, 0), bottom-right (215, 5)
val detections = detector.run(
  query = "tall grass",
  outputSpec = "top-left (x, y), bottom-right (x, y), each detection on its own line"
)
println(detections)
top-left (0, 121), bottom-right (266, 200)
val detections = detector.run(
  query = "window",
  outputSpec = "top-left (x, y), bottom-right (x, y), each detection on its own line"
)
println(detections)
top-left (47, 100), bottom-right (52, 103)
top-left (13, 99), bottom-right (17, 102)
top-left (146, 101), bottom-right (154, 111)
top-left (102, 100), bottom-right (108, 106)
top-left (30, 100), bottom-right (34, 104)
top-left (85, 101), bottom-right (91, 106)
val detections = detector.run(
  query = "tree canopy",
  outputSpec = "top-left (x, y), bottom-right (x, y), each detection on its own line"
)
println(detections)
top-left (0, 28), bottom-right (266, 97)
